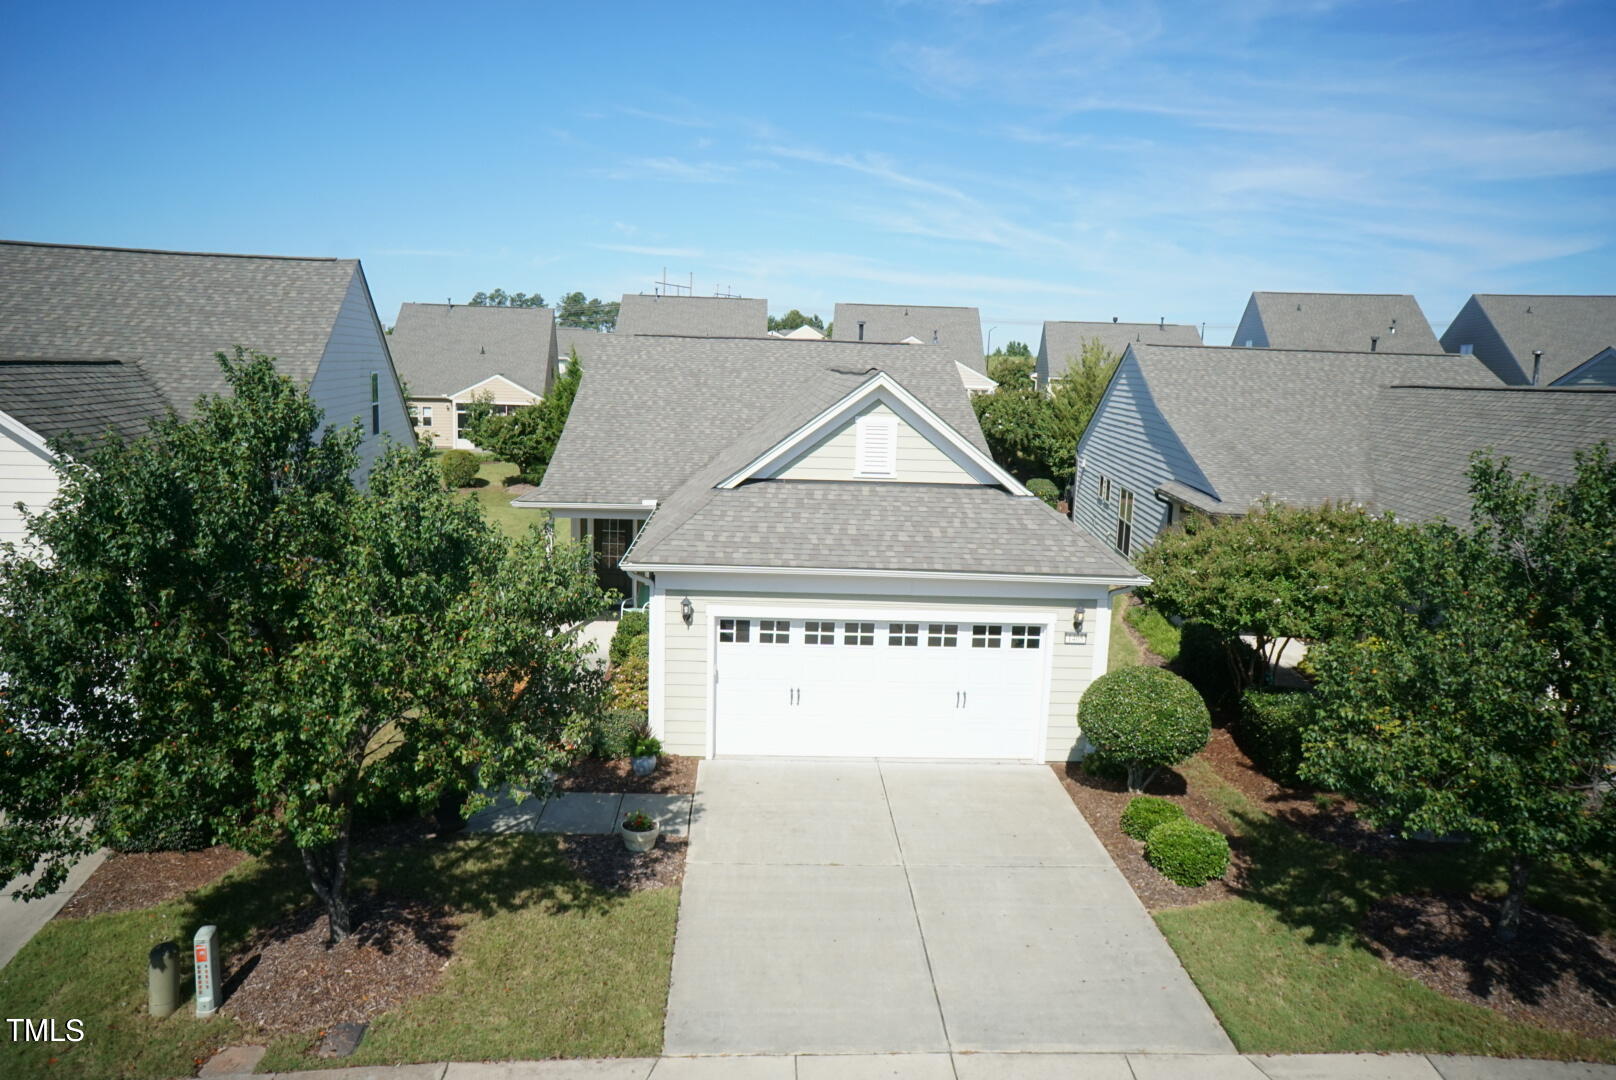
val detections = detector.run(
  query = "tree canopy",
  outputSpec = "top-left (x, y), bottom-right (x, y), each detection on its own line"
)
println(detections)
top-left (0, 352), bottom-right (608, 941)
top-left (768, 309), bottom-right (824, 333)
top-left (556, 292), bottom-right (619, 331)
top-left (972, 338), bottom-right (1118, 489)
top-left (461, 349), bottom-right (582, 483)
top-left (468, 288), bottom-right (546, 308)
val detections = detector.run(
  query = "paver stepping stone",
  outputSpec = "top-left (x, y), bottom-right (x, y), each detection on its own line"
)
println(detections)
top-left (199, 1044), bottom-right (267, 1076)
top-left (620, 793), bottom-right (693, 837)
top-left (537, 792), bottom-right (623, 834)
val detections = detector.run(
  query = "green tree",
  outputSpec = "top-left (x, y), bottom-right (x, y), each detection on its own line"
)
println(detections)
top-left (1048, 337), bottom-right (1118, 447)
top-left (467, 288), bottom-right (546, 308)
top-left (1135, 502), bottom-right (1396, 693)
top-left (557, 291), bottom-right (619, 331)
top-left (1079, 666), bottom-right (1211, 792)
top-left (768, 309), bottom-right (824, 333)
top-left (462, 349), bottom-right (582, 483)
top-left (986, 352), bottom-right (1035, 389)
top-left (1302, 446), bottom-right (1616, 941)
top-left (970, 385), bottom-right (1062, 484)
top-left (0, 352), bottom-right (607, 942)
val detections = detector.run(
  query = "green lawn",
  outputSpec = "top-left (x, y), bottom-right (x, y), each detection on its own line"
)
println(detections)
top-left (1108, 590), bottom-right (1143, 670)
top-left (1123, 600), bottom-right (1181, 663)
top-left (1154, 758), bottom-right (1616, 1061)
top-left (454, 459), bottom-right (546, 540)
top-left (0, 834), bottom-right (678, 1079)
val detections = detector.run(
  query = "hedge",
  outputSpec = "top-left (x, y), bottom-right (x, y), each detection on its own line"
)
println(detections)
top-left (610, 610), bottom-right (650, 666)
top-left (1078, 665), bottom-right (1210, 791)
top-left (1236, 689), bottom-right (1313, 787)
top-left (1145, 819), bottom-right (1230, 887)
top-left (1027, 478), bottom-right (1060, 508)
top-left (1120, 795), bottom-right (1187, 841)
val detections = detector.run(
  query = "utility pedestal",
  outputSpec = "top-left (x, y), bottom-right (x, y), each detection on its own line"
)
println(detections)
top-left (192, 925), bottom-right (221, 1017)
top-left (148, 942), bottom-right (179, 1018)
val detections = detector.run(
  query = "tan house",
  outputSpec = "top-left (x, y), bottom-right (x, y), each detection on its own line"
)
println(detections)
top-left (388, 303), bottom-right (558, 449)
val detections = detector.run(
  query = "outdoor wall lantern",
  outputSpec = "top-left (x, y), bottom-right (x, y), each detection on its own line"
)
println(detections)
top-left (1072, 607), bottom-right (1086, 634)
top-left (681, 596), bottom-right (694, 625)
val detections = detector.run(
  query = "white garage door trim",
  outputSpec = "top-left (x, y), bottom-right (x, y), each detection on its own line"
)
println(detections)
top-left (706, 603), bottom-right (1057, 761)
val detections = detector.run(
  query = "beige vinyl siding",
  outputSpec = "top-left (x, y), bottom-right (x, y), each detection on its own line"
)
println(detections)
top-left (655, 587), bottom-right (1107, 761)
top-left (408, 398), bottom-right (453, 448)
top-left (450, 374), bottom-right (542, 405)
top-left (0, 423), bottom-right (58, 550)
top-left (774, 402), bottom-right (976, 485)
top-left (306, 271), bottom-right (414, 478)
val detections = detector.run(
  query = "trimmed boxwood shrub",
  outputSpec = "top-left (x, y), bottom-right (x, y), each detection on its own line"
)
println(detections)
top-left (1237, 689), bottom-right (1313, 787)
top-left (610, 610), bottom-right (650, 666)
top-left (1145, 819), bottom-right (1230, 887)
top-left (587, 709), bottom-right (648, 760)
top-left (1078, 666), bottom-right (1211, 792)
top-left (1027, 478), bottom-right (1060, 508)
top-left (439, 448), bottom-right (480, 489)
top-left (1120, 795), bottom-right (1186, 841)
top-left (1080, 747), bottom-right (1127, 783)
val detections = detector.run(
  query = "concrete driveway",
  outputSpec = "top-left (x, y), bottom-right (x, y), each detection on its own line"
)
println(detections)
top-left (664, 759), bottom-right (1234, 1056)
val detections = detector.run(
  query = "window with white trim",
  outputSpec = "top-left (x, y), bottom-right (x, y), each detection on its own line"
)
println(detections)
top-left (804, 620), bottom-right (835, 645)
top-left (971, 624), bottom-right (1003, 648)
top-left (1010, 625), bottom-right (1042, 649)
top-left (1459, 344), bottom-right (1475, 355)
top-left (1097, 475), bottom-right (1111, 503)
top-left (843, 621), bottom-right (875, 646)
top-left (718, 618), bottom-right (751, 643)
top-left (1116, 488), bottom-right (1135, 555)
top-left (927, 623), bottom-right (958, 647)
top-left (370, 372), bottom-right (380, 434)
top-left (758, 619), bottom-right (790, 644)
top-left (855, 415), bottom-right (897, 477)
top-left (888, 622), bottom-right (919, 646)
top-left (419, 404), bottom-right (433, 424)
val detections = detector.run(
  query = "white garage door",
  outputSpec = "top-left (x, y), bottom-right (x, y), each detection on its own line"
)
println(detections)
top-left (713, 615), bottom-right (1048, 759)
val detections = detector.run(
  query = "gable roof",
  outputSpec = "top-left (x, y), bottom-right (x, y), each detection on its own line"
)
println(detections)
top-left (615, 294), bottom-right (767, 337)
top-left (0, 240), bottom-right (363, 417)
top-left (1369, 386), bottom-right (1616, 524)
top-left (1233, 292), bottom-right (1443, 353)
top-left (833, 303), bottom-right (985, 373)
top-left (1439, 294), bottom-right (1616, 386)
top-left (1105, 343), bottom-right (1500, 513)
top-left (0, 357), bottom-right (171, 447)
top-left (1039, 321), bottom-right (1201, 380)
top-left (389, 302), bottom-right (556, 398)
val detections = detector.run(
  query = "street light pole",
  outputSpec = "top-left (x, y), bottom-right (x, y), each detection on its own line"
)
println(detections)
top-left (986, 326), bottom-right (998, 355)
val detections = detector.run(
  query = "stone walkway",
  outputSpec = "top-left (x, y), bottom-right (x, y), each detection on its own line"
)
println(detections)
top-left (196, 1052), bottom-right (1616, 1079)
top-left (465, 789), bottom-right (693, 838)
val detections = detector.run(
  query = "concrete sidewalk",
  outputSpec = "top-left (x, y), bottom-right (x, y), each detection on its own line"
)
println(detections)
top-left (0, 849), bottom-right (106, 971)
top-left (196, 1052), bottom-right (1616, 1079)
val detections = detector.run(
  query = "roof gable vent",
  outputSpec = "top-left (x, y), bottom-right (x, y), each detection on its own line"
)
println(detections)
top-left (855, 414), bottom-right (897, 478)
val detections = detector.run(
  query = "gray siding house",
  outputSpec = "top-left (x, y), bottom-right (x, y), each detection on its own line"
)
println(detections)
top-left (1036, 319), bottom-right (1201, 387)
top-left (1439, 294), bottom-right (1616, 386)
top-left (1231, 292), bottom-right (1444, 353)
top-left (833, 303), bottom-right (985, 373)
top-left (1072, 343), bottom-right (1499, 555)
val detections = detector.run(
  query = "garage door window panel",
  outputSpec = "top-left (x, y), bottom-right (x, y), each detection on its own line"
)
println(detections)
top-left (804, 620), bottom-right (835, 645)
top-left (718, 618), bottom-right (751, 643)
top-left (928, 623), bottom-right (959, 647)
top-left (889, 622), bottom-right (920, 647)
top-left (758, 619), bottom-right (791, 644)
top-left (843, 621), bottom-right (875, 646)
top-left (971, 624), bottom-right (1003, 648)
top-left (1010, 625), bottom-right (1042, 649)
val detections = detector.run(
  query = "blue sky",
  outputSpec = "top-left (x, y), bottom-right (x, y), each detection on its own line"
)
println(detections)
top-left (3, 0), bottom-right (1612, 344)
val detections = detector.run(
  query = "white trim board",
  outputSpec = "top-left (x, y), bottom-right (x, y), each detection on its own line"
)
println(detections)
top-left (629, 562), bottom-right (1147, 587)
top-left (0, 408), bottom-right (57, 464)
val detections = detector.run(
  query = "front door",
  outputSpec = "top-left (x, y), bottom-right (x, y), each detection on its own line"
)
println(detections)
top-left (591, 518), bottom-right (636, 601)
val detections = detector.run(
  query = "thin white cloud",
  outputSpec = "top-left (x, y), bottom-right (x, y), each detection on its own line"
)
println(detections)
top-left (604, 157), bottom-right (739, 183)
top-left (595, 243), bottom-right (707, 258)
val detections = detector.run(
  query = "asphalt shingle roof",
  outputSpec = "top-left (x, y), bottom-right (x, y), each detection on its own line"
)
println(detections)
top-left (0, 240), bottom-right (361, 417)
top-left (1040, 321), bottom-right (1201, 381)
top-left (615, 294), bottom-right (767, 337)
top-left (1235, 292), bottom-right (1443, 353)
top-left (388, 302), bottom-right (556, 398)
top-left (1369, 386), bottom-right (1616, 524)
top-left (556, 326), bottom-right (613, 365)
top-left (1125, 343), bottom-right (1500, 512)
top-left (1445, 295), bottom-right (1616, 386)
top-left (833, 303), bottom-right (985, 372)
top-left (0, 357), bottom-right (170, 445)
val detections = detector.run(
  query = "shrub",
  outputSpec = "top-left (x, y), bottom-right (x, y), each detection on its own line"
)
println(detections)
top-left (610, 610), bottom-right (650, 666)
top-left (1145, 819), bottom-right (1230, 886)
top-left (98, 804), bottom-right (212, 853)
top-left (1120, 795), bottom-right (1187, 841)
top-left (1027, 478), bottom-right (1060, 508)
top-left (608, 653), bottom-right (649, 711)
top-left (439, 449), bottom-right (480, 489)
top-left (1079, 747), bottom-right (1127, 783)
top-left (1079, 665), bottom-right (1210, 792)
top-left (586, 709), bottom-right (647, 760)
top-left (1175, 622), bottom-right (1257, 712)
top-left (1237, 689), bottom-right (1313, 787)
top-left (630, 734), bottom-right (662, 759)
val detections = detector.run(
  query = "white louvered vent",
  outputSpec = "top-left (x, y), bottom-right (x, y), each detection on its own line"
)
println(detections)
top-left (855, 415), bottom-right (897, 477)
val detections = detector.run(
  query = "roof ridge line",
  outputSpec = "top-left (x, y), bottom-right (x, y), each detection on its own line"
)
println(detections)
top-left (0, 239), bottom-right (345, 262)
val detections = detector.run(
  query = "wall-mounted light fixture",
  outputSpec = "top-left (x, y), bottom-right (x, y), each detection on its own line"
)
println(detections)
top-left (681, 597), bottom-right (694, 625)
top-left (1073, 607), bottom-right (1086, 635)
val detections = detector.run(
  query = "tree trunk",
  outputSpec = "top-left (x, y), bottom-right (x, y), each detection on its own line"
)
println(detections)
top-left (300, 815), bottom-right (354, 945)
top-left (1128, 763), bottom-right (1159, 794)
top-left (1495, 855), bottom-right (1532, 944)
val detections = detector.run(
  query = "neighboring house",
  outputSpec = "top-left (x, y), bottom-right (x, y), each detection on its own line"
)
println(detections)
top-left (556, 326), bottom-right (612, 368)
top-left (615, 294), bottom-right (768, 337)
top-left (388, 302), bottom-right (558, 449)
top-left (1036, 319), bottom-right (1201, 387)
top-left (769, 324), bottom-right (826, 339)
top-left (516, 334), bottom-right (1141, 762)
top-left (1439, 294), bottom-right (1616, 386)
top-left (1231, 291), bottom-right (1444, 353)
top-left (956, 361), bottom-right (997, 396)
top-left (834, 303), bottom-right (986, 373)
top-left (0, 240), bottom-right (412, 503)
top-left (1072, 343), bottom-right (1499, 553)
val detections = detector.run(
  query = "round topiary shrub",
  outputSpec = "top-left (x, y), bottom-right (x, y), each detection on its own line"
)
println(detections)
top-left (1079, 665), bottom-right (1211, 792)
top-left (1027, 478), bottom-right (1060, 508)
top-left (439, 449), bottom-right (480, 489)
top-left (1144, 819), bottom-right (1230, 887)
top-left (1120, 795), bottom-right (1186, 841)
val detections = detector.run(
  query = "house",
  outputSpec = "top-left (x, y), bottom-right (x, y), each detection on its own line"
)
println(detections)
top-left (515, 334), bottom-right (1142, 761)
top-left (769, 324), bottom-right (826, 340)
top-left (833, 303), bottom-right (986, 372)
top-left (1231, 292), bottom-right (1444, 353)
top-left (0, 240), bottom-right (412, 542)
top-left (1037, 319), bottom-right (1201, 387)
top-left (1439, 294), bottom-right (1616, 386)
top-left (388, 302), bottom-right (558, 449)
top-left (615, 293), bottom-right (768, 337)
top-left (1072, 343), bottom-right (1500, 553)
top-left (956, 362), bottom-right (998, 396)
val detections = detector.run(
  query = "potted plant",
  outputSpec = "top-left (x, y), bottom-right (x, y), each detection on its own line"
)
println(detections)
top-left (621, 809), bottom-right (659, 852)
top-left (630, 734), bottom-right (662, 777)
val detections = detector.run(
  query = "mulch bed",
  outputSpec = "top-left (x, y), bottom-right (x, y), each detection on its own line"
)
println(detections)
top-left (561, 835), bottom-right (687, 892)
top-left (559, 754), bottom-right (698, 795)
top-left (1362, 893), bottom-right (1616, 1041)
top-left (54, 846), bottom-right (247, 919)
top-left (220, 897), bottom-right (457, 1034)
top-left (1052, 761), bottom-right (1236, 910)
